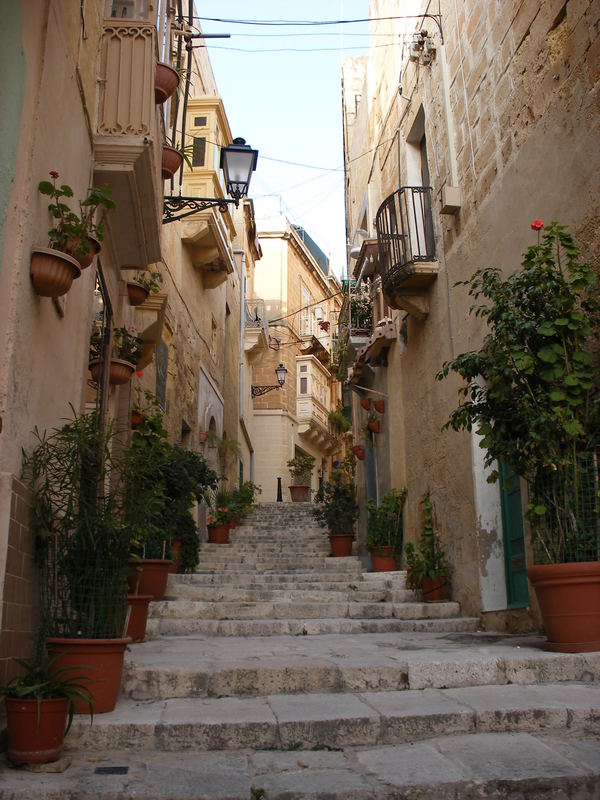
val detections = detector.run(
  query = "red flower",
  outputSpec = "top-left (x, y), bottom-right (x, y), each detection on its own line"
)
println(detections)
top-left (531, 219), bottom-right (544, 231)
top-left (135, 371), bottom-right (144, 377)
top-left (49, 170), bottom-right (59, 179)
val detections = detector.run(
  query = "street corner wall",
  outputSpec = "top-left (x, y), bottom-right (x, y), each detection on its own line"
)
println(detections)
top-left (0, 474), bottom-right (39, 686)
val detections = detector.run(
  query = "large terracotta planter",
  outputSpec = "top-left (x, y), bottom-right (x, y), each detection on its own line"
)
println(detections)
top-left (46, 637), bottom-right (131, 714)
top-left (329, 533), bottom-right (354, 557)
top-left (30, 247), bottom-right (81, 298)
top-left (4, 696), bottom-right (69, 765)
top-left (208, 524), bottom-right (230, 544)
top-left (89, 358), bottom-right (135, 386)
top-left (371, 546), bottom-right (397, 572)
top-left (127, 558), bottom-right (172, 600)
top-left (421, 576), bottom-right (449, 602)
top-left (155, 61), bottom-right (179, 104)
top-left (126, 594), bottom-right (153, 642)
top-left (126, 280), bottom-right (150, 307)
top-left (527, 561), bottom-right (600, 652)
top-left (162, 145), bottom-right (183, 179)
top-left (289, 485), bottom-right (310, 502)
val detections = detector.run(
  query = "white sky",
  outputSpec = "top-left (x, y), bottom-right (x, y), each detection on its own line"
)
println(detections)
top-left (195, 2), bottom-right (370, 277)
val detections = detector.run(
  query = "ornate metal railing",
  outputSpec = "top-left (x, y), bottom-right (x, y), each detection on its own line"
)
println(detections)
top-left (375, 186), bottom-right (435, 283)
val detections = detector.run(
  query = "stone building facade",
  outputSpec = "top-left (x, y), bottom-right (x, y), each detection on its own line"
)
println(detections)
top-left (342, 0), bottom-right (599, 627)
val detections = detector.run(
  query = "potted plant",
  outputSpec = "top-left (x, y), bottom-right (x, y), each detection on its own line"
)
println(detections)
top-left (1, 643), bottom-right (93, 766)
top-left (373, 399), bottom-right (385, 414)
top-left (155, 61), bottom-right (180, 104)
top-left (328, 404), bottom-right (352, 437)
top-left (366, 412), bottom-right (380, 434)
top-left (437, 221), bottom-right (599, 649)
top-left (314, 454), bottom-right (359, 556)
top-left (405, 490), bottom-right (450, 601)
top-left (360, 397), bottom-right (371, 411)
top-left (351, 444), bottom-right (365, 461)
top-left (162, 140), bottom-right (194, 180)
top-left (230, 481), bottom-right (262, 525)
top-left (22, 410), bottom-right (132, 713)
top-left (89, 324), bottom-right (144, 386)
top-left (126, 269), bottom-right (163, 307)
top-left (287, 452), bottom-right (316, 502)
top-left (37, 170), bottom-right (115, 270)
top-left (365, 488), bottom-right (407, 571)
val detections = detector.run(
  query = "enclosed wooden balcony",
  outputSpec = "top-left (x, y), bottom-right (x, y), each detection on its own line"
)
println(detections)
top-left (296, 355), bottom-right (337, 453)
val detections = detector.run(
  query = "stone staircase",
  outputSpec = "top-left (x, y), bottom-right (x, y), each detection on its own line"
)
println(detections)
top-left (1, 502), bottom-right (599, 799)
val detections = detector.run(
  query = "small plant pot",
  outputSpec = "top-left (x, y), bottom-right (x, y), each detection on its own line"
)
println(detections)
top-left (89, 358), bottom-right (135, 386)
top-left (63, 234), bottom-right (101, 269)
top-left (371, 547), bottom-right (397, 572)
top-left (374, 399), bottom-right (385, 414)
top-left (30, 247), bottom-right (81, 298)
top-left (126, 280), bottom-right (150, 307)
top-left (162, 145), bottom-right (183, 179)
top-left (421, 576), bottom-right (449, 602)
top-left (5, 696), bottom-right (69, 765)
top-left (155, 61), bottom-right (180, 104)
top-left (329, 533), bottom-right (354, 557)
top-left (208, 524), bottom-right (230, 544)
top-left (127, 558), bottom-right (173, 600)
top-left (289, 485), bottom-right (310, 502)
top-left (131, 409), bottom-right (147, 429)
top-left (360, 398), bottom-right (371, 411)
top-left (126, 594), bottom-right (153, 642)
top-left (367, 420), bottom-right (380, 434)
top-left (351, 445), bottom-right (365, 461)
top-left (198, 431), bottom-right (208, 444)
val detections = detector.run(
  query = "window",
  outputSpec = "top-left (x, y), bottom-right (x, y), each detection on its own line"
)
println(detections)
top-left (194, 116), bottom-right (207, 127)
top-left (192, 137), bottom-right (206, 167)
top-left (210, 318), bottom-right (217, 361)
top-left (300, 377), bottom-right (308, 394)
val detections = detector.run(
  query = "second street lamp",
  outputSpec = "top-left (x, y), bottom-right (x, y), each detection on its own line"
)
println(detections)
top-left (163, 137), bottom-right (258, 223)
top-left (251, 363), bottom-right (288, 398)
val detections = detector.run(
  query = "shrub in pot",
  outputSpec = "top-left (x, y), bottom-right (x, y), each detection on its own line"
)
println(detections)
top-left (405, 491), bottom-right (450, 601)
top-left (314, 453), bottom-right (358, 556)
top-left (438, 222), bottom-right (600, 648)
top-left (287, 452), bottom-right (315, 502)
top-left (366, 488), bottom-right (407, 571)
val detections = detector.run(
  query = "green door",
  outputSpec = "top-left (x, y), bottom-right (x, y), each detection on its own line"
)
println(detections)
top-left (499, 462), bottom-right (530, 607)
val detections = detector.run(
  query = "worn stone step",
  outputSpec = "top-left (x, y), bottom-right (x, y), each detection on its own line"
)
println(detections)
top-left (2, 733), bottom-right (599, 799)
top-left (165, 585), bottom-right (416, 603)
top-left (65, 683), bottom-right (600, 753)
top-left (145, 615), bottom-right (479, 638)
top-left (121, 632), bottom-right (600, 701)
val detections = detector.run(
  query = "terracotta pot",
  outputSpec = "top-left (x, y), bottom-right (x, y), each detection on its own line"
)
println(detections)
top-left (367, 420), bottom-right (380, 433)
top-left (126, 594), bottom-right (153, 642)
top-left (208, 524), bottom-right (230, 544)
top-left (162, 145), bottom-right (183, 179)
top-left (371, 547), bottom-right (397, 572)
top-left (421, 576), bottom-right (449, 602)
top-left (198, 431), bottom-right (208, 443)
top-left (329, 533), bottom-right (354, 557)
top-left (168, 539), bottom-right (182, 573)
top-left (527, 561), bottom-right (600, 652)
top-left (46, 637), bottom-right (131, 714)
top-left (155, 61), bottom-right (180, 104)
top-left (374, 399), bottom-right (385, 414)
top-left (30, 247), bottom-right (81, 298)
top-left (127, 558), bottom-right (172, 600)
top-left (126, 281), bottom-right (150, 307)
top-left (5, 696), bottom-right (69, 765)
top-left (351, 445), bottom-right (365, 461)
top-left (289, 485), bottom-right (310, 502)
top-left (131, 409), bottom-right (147, 429)
top-left (63, 234), bottom-right (101, 268)
top-left (89, 358), bottom-right (135, 386)
top-left (360, 398), bottom-right (371, 411)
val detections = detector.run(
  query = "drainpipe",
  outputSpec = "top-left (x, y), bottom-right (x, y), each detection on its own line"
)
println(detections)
top-left (235, 249), bottom-right (254, 480)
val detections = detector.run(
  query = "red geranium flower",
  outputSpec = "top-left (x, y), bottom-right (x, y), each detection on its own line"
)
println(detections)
top-left (530, 219), bottom-right (544, 231)
top-left (135, 371), bottom-right (144, 377)
top-left (49, 170), bottom-right (59, 179)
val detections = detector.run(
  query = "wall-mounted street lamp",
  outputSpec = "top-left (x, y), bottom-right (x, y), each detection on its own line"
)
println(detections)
top-left (251, 363), bottom-right (288, 398)
top-left (163, 137), bottom-right (258, 223)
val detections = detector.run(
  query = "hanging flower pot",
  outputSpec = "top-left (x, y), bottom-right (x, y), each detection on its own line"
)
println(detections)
top-left (126, 280), bottom-right (150, 307)
top-left (30, 247), bottom-right (81, 298)
top-left (367, 419), bottom-right (380, 433)
top-left (4, 696), bottom-right (70, 765)
top-left (89, 358), bottom-right (135, 386)
top-left (360, 397), bottom-right (371, 411)
top-left (155, 61), bottom-right (180, 104)
top-left (131, 409), bottom-right (147, 429)
top-left (63, 234), bottom-right (101, 269)
top-left (208, 524), bottom-right (230, 544)
top-left (162, 145), bottom-right (183, 179)
top-left (351, 445), bottom-right (365, 461)
top-left (374, 399), bottom-right (385, 414)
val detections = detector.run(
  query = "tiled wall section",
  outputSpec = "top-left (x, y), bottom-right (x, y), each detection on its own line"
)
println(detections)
top-left (0, 476), bottom-right (39, 686)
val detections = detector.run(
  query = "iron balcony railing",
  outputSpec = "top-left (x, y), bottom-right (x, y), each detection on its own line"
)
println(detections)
top-left (245, 298), bottom-right (269, 343)
top-left (375, 186), bottom-right (435, 283)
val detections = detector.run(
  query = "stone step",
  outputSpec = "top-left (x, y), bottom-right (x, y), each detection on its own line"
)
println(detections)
top-left (145, 615), bottom-right (480, 638)
top-left (66, 683), bottom-right (600, 753)
top-left (2, 734), bottom-right (598, 799)
top-left (165, 585), bottom-right (416, 603)
top-left (121, 631), bottom-right (600, 701)
top-left (149, 599), bottom-right (462, 622)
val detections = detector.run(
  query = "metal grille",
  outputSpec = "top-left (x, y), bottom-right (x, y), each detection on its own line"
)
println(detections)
top-left (375, 186), bottom-right (435, 283)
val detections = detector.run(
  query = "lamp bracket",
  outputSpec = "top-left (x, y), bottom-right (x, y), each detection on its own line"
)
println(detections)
top-left (251, 385), bottom-right (282, 398)
top-left (163, 196), bottom-right (235, 224)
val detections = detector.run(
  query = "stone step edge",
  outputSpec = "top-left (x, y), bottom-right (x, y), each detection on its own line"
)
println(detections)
top-left (67, 682), bottom-right (600, 752)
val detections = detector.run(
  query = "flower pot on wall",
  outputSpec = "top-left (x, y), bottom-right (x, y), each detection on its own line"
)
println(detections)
top-left (374, 399), bottom-right (385, 414)
top-left (371, 546), bottom-right (397, 572)
top-left (30, 247), bottom-right (81, 298)
top-left (131, 409), bottom-right (147, 429)
top-left (162, 145), bottom-right (183, 179)
top-left (63, 234), bottom-right (101, 269)
top-left (329, 533), bottom-right (354, 557)
top-left (367, 420), bottom-right (380, 434)
top-left (89, 358), bottom-right (135, 386)
top-left (4, 696), bottom-right (69, 765)
top-left (351, 445), bottom-right (365, 461)
top-left (360, 398), bottom-right (371, 411)
top-left (289, 485), bottom-right (310, 502)
top-left (155, 61), bottom-right (180, 104)
top-left (126, 280), bottom-right (150, 307)
top-left (527, 562), bottom-right (600, 652)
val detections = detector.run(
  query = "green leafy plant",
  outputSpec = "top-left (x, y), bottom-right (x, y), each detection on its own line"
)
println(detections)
top-left (314, 454), bottom-right (358, 534)
top-left (38, 170), bottom-right (115, 259)
top-left (112, 326), bottom-right (144, 365)
top-left (287, 452), bottom-right (316, 486)
top-left (230, 481), bottom-right (262, 521)
top-left (328, 403), bottom-right (352, 435)
top-left (405, 491), bottom-right (449, 588)
top-left (350, 289), bottom-right (373, 330)
top-left (132, 270), bottom-right (163, 294)
top-left (365, 488), bottom-right (407, 551)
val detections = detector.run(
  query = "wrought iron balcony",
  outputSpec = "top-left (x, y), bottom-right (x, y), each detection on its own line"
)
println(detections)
top-left (375, 186), bottom-right (438, 318)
